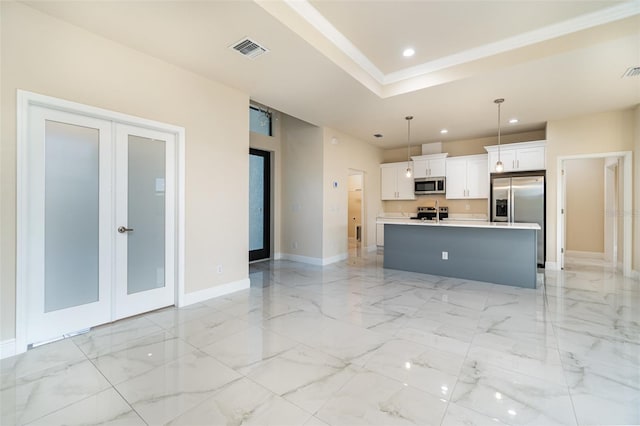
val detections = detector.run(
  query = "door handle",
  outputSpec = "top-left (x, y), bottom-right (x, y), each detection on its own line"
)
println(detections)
top-left (118, 226), bottom-right (134, 233)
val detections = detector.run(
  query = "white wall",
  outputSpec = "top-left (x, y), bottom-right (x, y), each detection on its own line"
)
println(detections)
top-left (1, 2), bottom-right (249, 340)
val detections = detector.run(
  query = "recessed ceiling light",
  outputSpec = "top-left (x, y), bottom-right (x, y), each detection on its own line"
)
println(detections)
top-left (373, 133), bottom-right (383, 138)
top-left (509, 118), bottom-right (519, 124)
top-left (402, 48), bottom-right (415, 57)
top-left (440, 129), bottom-right (448, 134)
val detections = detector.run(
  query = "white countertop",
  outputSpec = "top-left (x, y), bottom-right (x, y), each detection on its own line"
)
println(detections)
top-left (376, 217), bottom-right (540, 230)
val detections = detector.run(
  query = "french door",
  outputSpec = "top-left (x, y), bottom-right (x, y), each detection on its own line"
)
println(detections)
top-left (24, 105), bottom-right (175, 346)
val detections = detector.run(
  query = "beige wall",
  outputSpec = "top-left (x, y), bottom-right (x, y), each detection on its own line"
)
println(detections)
top-left (1, 2), bottom-right (249, 340)
top-left (322, 128), bottom-right (384, 257)
top-left (565, 158), bottom-right (605, 253)
top-left (280, 115), bottom-right (324, 260)
top-left (546, 109), bottom-right (636, 266)
top-left (250, 110), bottom-right (282, 257)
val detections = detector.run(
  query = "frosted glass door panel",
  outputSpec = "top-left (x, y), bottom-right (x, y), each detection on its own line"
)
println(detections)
top-left (249, 154), bottom-right (264, 251)
top-left (127, 135), bottom-right (166, 295)
top-left (45, 120), bottom-right (99, 312)
top-left (26, 104), bottom-right (112, 347)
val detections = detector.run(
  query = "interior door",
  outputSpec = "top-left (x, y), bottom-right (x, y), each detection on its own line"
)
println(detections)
top-left (25, 107), bottom-right (113, 345)
top-left (25, 107), bottom-right (176, 345)
top-left (114, 125), bottom-right (176, 319)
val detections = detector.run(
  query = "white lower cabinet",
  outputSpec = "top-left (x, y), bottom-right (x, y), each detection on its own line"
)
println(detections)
top-left (380, 162), bottom-right (415, 200)
top-left (445, 154), bottom-right (488, 199)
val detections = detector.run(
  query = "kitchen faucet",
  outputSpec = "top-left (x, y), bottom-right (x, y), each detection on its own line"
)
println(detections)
top-left (434, 199), bottom-right (440, 224)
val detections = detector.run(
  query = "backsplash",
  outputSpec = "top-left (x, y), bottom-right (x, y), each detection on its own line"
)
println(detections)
top-left (381, 196), bottom-right (488, 217)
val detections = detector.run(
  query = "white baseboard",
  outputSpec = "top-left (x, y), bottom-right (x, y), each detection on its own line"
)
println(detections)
top-left (180, 278), bottom-right (250, 307)
top-left (366, 245), bottom-right (378, 252)
top-left (322, 253), bottom-right (348, 265)
top-left (565, 250), bottom-right (604, 259)
top-left (279, 253), bottom-right (324, 265)
top-left (1, 338), bottom-right (16, 360)
top-left (273, 252), bottom-right (283, 260)
top-left (545, 261), bottom-right (560, 270)
top-left (278, 253), bottom-right (348, 266)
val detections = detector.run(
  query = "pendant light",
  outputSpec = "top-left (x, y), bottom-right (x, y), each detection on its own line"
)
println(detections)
top-left (405, 116), bottom-right (413, 178)
top-left (494, 98), bottom-right (505, 173)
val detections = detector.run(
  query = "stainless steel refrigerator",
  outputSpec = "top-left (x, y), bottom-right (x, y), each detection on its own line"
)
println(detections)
top-left (491, 171), bottom-right (545, 267)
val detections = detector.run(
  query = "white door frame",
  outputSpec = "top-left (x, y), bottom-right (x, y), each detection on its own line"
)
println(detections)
top-left (604, 158), bottom-right (619, 266)
top-left (556, 151), bottom-right (632, 276)
top-left (16, 90), bottom-right (186, 355)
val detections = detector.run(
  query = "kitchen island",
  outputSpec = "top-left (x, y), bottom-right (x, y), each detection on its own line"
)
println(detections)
top-left (378, 218), bottom-right (540, 288)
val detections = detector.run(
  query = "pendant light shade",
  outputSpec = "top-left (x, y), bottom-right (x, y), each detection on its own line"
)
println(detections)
top-left (405, 116), bottom-right (413, 178)
top-left (494, 98), bottom-right (504, 173)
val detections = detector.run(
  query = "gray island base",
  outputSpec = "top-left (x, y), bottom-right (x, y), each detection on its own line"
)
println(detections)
top-left (383, 222), bottom-right (538, 288)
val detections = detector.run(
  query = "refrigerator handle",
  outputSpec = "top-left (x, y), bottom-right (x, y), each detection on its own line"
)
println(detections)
top-left (509, 187), bottom-right (514, 223)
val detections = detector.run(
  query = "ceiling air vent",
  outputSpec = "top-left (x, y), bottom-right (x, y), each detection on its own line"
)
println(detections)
top-left (230, 37), bottom-right (269, 59)
top-left (622, 66), bottom-right (640, 78)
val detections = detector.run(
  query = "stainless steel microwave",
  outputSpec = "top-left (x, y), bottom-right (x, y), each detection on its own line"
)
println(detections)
top-left (414, 177), bottom-right (446, 194)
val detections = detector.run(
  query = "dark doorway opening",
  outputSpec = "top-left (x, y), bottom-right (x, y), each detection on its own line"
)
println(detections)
top-left (249, 149), bottom-right (271, 261)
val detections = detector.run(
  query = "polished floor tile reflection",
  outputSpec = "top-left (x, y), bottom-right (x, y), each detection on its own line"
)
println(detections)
top-left (1, 252), bottom-right (638, 425)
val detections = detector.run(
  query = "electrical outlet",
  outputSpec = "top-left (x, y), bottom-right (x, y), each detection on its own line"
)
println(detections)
top-left (442, 251), bottom-right (448, 260)
top-left (216, 264), bottom-right (223, 274)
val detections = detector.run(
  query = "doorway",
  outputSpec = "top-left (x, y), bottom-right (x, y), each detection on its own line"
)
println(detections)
top-left (347, 170), bottom-right (364, 256)
top-left (249, 149), bottom-right (271, 262)
top-left (17, 91), bottom-right (184, 352)
top-left (557, 151), bottom-right (632, 275)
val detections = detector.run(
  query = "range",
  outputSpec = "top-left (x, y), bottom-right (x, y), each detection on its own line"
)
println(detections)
top-left (412, 206), bottom-right (448, 221)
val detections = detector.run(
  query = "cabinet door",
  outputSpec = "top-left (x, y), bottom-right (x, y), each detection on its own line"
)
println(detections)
top-left (380, 166), bottom-right (397, 200)
top-left (489, 149), bottom-right (516, 172)
top-left (412, 159), bottom-right (428, 178)
top-left (429, 158), bottom-right (446, 177)
top-left (445, 159), bottom-right (467, 199)
top-left (466, 157), bottom-right (489, 198)
top-left (396, 166), bottom-right (416, 200)
top-left (516, 146), bottom-right (545, 170)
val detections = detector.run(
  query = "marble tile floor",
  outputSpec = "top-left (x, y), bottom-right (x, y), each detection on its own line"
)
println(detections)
top-left (1, 252), bottom-right (639, 425)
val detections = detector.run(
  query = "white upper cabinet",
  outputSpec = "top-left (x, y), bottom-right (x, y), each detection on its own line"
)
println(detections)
top-left (380, 162), bottom-right (416, 200)
top-left (445, 154), bottom-right (489, 199)
top-left (411, 153), bottom-right (448, 178)
top-left (485, 141), bottom-right (546, 172)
